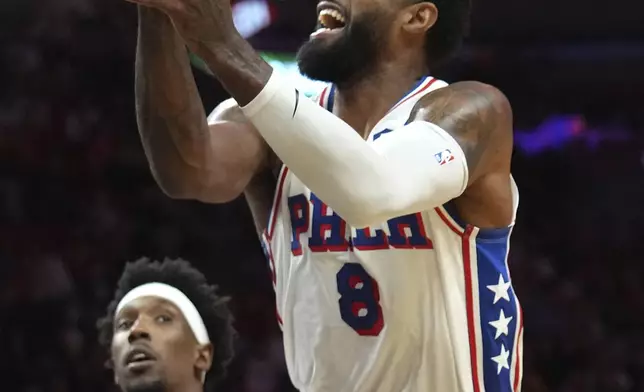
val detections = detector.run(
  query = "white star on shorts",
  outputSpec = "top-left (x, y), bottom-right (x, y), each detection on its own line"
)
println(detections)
top-left (491, 344), bottom-right (510, 374)
top-left (487, 274), bottom-right (511, 304)
top-left (489, 308), bottom-right (513, 339)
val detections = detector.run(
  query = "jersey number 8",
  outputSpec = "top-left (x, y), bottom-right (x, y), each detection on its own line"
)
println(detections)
top-left (336, 263), bottom-right (384, 336)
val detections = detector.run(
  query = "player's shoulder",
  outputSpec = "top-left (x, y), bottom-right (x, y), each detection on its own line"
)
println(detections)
top-left (451, 81), bottom-right (511, 112)
top-left (410, 80), bottom-right (513, 180)
top-left (419, 81), bottom-right (511, 115)
top-left (411, 80), bottom-right (513, 140)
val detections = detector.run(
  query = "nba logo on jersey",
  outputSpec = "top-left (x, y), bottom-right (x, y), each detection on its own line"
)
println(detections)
top-left (434, 149), bottom-right (455, 165)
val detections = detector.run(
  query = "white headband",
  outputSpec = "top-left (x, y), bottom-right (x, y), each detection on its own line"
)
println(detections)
top-left (116, 282), bottom-right (210, 345)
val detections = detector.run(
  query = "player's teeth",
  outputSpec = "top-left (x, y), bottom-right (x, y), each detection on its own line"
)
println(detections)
top-left (318, 8), bottom-right (346, 25)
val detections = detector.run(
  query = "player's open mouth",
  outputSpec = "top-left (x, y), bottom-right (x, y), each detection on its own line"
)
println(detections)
top-left (125, 347), bottom-right (157, 372)
top-left (312, 1), bottom-right (347, 38)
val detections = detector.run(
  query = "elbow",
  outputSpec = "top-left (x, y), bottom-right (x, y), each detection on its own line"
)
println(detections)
top-left (157, 184), bottom-right (194, 201)
top-left (150, 166), bottom-right (242, 203)
top-left (150, 168), bottom-right (195, 200)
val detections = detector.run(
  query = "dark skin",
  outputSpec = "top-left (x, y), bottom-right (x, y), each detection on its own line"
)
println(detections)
top-left (112, 296), bottom-right (212, 392)
top-left (127, 0), bottom-right (513, 232)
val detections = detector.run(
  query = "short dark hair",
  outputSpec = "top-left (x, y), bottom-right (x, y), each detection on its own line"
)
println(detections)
top-left (97, 257), bottom-right (235, 386)
top-left (424, 0), bottom-right (472, 66)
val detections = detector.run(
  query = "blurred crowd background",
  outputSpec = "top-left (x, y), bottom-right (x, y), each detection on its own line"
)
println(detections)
top-left (1, 0), bottom-right (643, 391)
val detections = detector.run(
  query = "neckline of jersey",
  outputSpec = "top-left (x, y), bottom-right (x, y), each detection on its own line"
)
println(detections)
top-left (325, 75), bottom-right (432, 113)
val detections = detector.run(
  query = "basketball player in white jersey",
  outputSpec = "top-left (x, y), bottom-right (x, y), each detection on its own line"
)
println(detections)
top-left (126, 0), bottom-right (523, 390)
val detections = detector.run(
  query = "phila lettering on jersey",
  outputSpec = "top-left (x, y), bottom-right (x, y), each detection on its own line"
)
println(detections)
top-left (260, 76), bottom-right (523, 392)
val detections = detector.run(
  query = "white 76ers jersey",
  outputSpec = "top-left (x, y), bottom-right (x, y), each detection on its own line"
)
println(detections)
top-left (261, 76), bottom-right (523, 392)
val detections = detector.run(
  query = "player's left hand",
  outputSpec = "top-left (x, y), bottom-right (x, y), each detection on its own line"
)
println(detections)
top-left (125, 0), bottom-right (236, 56)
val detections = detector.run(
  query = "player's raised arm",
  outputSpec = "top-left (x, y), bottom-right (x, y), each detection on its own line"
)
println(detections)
top-left (126, 0), bottom-right (512, 228)
top-left (134, 7), bottom-right (268, 203)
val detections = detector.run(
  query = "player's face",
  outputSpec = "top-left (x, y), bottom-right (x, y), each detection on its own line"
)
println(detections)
top-left (111, 297), bottom-right (211, 392)
top-left (297, 0), bottom-right (397, 87)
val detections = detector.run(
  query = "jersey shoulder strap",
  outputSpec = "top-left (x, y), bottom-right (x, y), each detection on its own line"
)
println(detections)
top-left (311, 84), bottom-right (335, 110)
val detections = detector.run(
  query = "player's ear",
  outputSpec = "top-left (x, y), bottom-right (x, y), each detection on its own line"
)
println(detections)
top-left (195, 343), bottom-right (213, 381)
top-left (104, 357), bottom-right (119, 384)
top-left (400, 1), bottom-right (437, 35)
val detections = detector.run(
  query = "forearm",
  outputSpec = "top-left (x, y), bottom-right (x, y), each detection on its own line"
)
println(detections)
top-left (135, 7), bottom-right (211, 183)
top-left (198, 33), bottom-right (272, 107)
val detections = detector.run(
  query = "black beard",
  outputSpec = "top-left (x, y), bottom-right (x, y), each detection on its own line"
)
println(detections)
top-left (296, 12), bottom-right (386, 89)
top-left (122, 380), bottom-right (166, 392)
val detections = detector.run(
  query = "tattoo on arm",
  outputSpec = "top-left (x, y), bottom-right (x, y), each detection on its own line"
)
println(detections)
top-left (410, 81), bottom-right (513, 182)
top-left (199, 33), bottom-right (273, 107)
top-left (135, 6), bottom-right (211, 174)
